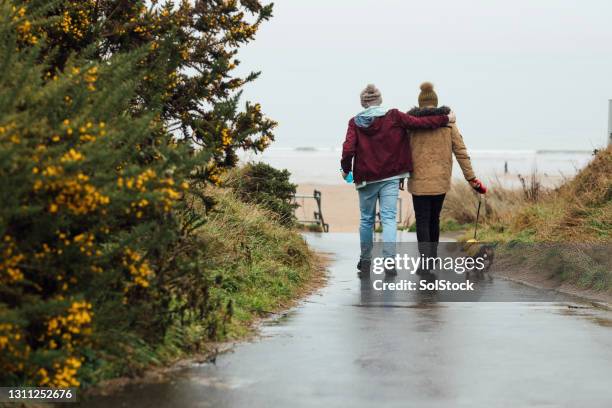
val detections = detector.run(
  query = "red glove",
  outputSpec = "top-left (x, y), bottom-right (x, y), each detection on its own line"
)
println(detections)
top-left (469, 178), bottom-right (487, 194)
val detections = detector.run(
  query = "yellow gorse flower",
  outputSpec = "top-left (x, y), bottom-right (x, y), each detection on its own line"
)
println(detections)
top-left (37, 301), bottom-right (93, 387)
top-left (123, 248), bottom-right (154, 288)
top-left (40, 173), bottom-right (110, 215)
top-left (0, 236), bottom-right (25, 283)
top-left (12, 7), bottom-right (38, 45)
top-left (60, 148), bottom-right (85, 163)
top-left (221, 128), bottom-right (232, 146)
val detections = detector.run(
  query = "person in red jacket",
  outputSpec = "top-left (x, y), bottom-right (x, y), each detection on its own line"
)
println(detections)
top-left (340, 84), bottom-right (455, 279)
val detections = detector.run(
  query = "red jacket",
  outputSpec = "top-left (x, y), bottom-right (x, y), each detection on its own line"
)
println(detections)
top-left (341, 109), bottom-right (449, 184)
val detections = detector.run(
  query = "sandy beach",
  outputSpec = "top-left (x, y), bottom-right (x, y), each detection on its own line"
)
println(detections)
top-left (249, 147), bottom-right (595, 232)
top-left (296, 171), bottom-right (566, 232)
top-left (296, 183), bottom-right (417, 233)
top-left (245, 147), bottom-right (593, 232)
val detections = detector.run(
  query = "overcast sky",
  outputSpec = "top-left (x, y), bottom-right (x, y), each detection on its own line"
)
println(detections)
top-left (235, 0), bottom-right (612, 150)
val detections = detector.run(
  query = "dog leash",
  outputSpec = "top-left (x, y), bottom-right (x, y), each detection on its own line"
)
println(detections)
top-left (473, 194), bottom-right (482, 240)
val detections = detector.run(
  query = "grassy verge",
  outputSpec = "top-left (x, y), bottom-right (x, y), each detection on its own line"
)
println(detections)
top-left (194, 187), bottom-right (324, 338)
top-left (88, 186), bottom-right (324, 389)
top-left (298, 223), bottom-right (327, 233)
top-left (442, 147), bottom-right (611, 292)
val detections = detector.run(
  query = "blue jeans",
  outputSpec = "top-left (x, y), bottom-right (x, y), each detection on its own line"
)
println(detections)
top-left (358, 179), bottom-right (399, 261)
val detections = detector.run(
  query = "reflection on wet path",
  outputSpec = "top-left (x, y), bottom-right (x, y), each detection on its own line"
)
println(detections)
top-left (83, 233), bottom-right (612, 408)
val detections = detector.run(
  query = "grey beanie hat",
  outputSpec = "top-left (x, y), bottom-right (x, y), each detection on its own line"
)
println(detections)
top-left (360, 84), bottom-right (382, 108)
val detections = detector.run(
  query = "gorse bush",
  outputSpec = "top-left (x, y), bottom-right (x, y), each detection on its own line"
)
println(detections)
top-left (1, 0), bottom-right (283, 387)
top-left (0, 4), bottom-right (197, 386)
top-left (227, 162), bottom-right (298, 226)
top-left (21, 0), bottom-right (277, 183)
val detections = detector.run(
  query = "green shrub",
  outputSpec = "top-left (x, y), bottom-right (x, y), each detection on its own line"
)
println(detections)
top-left (0, 0), bottom-right (316, 389)
top-left (0, 6), bottom-right (200, 386)
top-left (227, 163), bottom-right (298, 226)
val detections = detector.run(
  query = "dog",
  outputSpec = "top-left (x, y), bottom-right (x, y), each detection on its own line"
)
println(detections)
top-left (464, 241), bottom-right (495, 280)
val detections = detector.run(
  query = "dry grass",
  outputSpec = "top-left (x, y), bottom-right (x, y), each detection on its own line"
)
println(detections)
top-left (511, 147), bottom-right (611, 242)
top-left (444, 147), bottom-right (611, 291)
top-left (442, 181), bottom-right (527, 226)
top-left (442, 147), bottom-right (611, 243)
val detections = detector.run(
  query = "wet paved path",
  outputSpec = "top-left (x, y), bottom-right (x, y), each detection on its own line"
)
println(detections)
top-left (84, 233), bottom-right (612, 408)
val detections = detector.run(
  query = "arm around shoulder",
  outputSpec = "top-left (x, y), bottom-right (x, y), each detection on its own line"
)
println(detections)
top-left (394, 109), bottom-right (450, 130)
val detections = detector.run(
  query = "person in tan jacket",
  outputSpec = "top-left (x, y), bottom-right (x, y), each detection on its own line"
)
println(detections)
top-left (407, 82), bottom-right (486, 268)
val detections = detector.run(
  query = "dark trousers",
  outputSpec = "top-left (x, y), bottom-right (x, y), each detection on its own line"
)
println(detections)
top-left (412, 194), bottom-right (446, 259)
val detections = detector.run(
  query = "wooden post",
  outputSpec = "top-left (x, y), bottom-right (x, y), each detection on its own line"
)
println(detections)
top-left (608, 100), bottom-right (612, 146)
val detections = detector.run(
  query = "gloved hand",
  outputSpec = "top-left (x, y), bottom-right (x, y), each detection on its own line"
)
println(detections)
top-left (469, 178), bottom-right (487, 194)
top-left (340, 170), bottom-right (353, 183)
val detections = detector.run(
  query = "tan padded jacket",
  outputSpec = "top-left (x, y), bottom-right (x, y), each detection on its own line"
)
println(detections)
top-left (407, 108), bottom-right (475, 195)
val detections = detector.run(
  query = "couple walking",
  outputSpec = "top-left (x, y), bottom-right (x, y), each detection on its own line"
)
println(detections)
top-left (340, 83), bottom-right (487, 279)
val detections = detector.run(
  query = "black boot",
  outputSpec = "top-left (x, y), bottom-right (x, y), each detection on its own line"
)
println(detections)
top-left (357, 259), bottom-right (371, 280)
top-left (416, 266), bottom-right (430, 276)
top-left (384, 264), bottom-right (397, 276)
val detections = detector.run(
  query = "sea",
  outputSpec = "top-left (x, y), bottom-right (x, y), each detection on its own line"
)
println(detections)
top-left (239, 147), bottom-right (596, 187)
